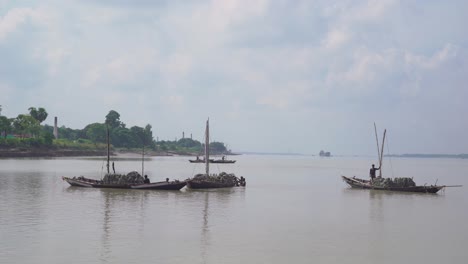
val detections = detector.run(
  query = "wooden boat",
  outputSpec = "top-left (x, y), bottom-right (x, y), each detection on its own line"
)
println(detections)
top-left (341, 176), bottom-right (444, 193)
top-left (62, 176), bottom-right (187, 190)
top-left (189, 158), bottom-right (214, 163)
top-left (186, 119), bottom-right (245, 189)
top-left (188, 158), bottom-right (236, 163)
top-left (63, 125), bottom-right (186, 190)
top-left (342, 124), bottom-right (461, 194)
top-left (211, 158), bottom-right (236, 164)
top-left (186, 178), bottom-right (236, 189)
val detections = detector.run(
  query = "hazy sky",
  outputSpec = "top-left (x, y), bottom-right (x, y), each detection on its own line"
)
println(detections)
top-left (1, 0), bottom-right (467, 155)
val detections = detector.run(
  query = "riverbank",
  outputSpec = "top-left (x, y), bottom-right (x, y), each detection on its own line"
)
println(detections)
top-left (0, 148), bottom-right (107, 158)
top-left (0, 147), bottom-right (237, 158)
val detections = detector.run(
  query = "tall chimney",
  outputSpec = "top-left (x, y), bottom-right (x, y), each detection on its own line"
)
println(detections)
top-left (53, 117), bottom-right (58, 139)
top-left (183, 131), bottom-right (185, 139)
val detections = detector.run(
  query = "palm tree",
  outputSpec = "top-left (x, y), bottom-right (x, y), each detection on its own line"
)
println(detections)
top-left (28, 107), bottom-right (48, 124)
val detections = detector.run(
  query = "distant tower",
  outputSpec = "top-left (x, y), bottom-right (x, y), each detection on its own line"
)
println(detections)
top-left (191, 133), bottom-right (192, 139)
top-left (53, 117), bottom-right (58, 139)
top-left (183, 131), bottom-right (185, 139)
top-left (156, 137), bottom-right (159, 142)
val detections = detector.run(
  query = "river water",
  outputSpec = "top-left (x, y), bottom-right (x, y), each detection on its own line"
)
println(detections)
top-left (0, 155), bottom-right (467, 264)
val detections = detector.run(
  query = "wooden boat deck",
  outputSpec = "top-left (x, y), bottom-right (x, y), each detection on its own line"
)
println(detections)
top-left (342, 176), bottom-right (444, 194)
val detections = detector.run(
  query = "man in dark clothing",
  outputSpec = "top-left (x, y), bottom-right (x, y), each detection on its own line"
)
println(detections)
top-left (369, 164), bottom-right (380, 181)
top-left (144, 175), bottom-right (150, 184)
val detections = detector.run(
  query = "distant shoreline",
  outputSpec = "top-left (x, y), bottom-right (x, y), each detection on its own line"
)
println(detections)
top-left (386, 154), bottom-right (468, 159)
top-left (0, 148), bottom-right (238, 158)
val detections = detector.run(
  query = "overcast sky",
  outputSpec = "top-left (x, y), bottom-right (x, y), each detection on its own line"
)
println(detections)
top-left (1, 0), bottom-right (467, 155)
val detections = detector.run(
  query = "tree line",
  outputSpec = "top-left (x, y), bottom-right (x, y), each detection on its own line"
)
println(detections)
top-left (0, 106), bottom-right (228, 153)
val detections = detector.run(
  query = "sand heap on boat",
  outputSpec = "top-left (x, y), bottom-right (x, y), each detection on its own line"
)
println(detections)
top-left (372, 177), bottom-right (416, 188)
top-left (192, 172), bottom-right (238, 185)
top-left (102, 171), bottom-right (145, 184)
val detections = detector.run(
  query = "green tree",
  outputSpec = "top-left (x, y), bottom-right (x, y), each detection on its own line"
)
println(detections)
top-left (41, 130), bottom-right (54, 145)
top-left (111, 127), bottom-right (135, 148)
top-left (177, 138), bottom-right (202, 149)
top-left (28, 107), bottom-right (48, 124)
top-left (85, 123), bottom-right (107, 143)
top-left (0, 116), bottom-right (12, 138)
top-left (210, 141), bottom-right (227, 153)
top-left (105, 110), bottom-right (124, 129)
top-left (130, 126), bottom-right (145, 147)
top-left (12, 114), bottom-right (41, 138)
top-left (143, 124), bottom-right (154, 147)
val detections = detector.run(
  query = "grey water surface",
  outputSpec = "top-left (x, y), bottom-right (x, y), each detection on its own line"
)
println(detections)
top-left (1, 155), bottom-right (467, 264)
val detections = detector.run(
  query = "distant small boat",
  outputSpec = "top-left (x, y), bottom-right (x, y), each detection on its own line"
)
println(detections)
top-left (319, 150), bottom-right (331, 157)
top-left (189, 158), bottom-right (214, 163)
top-left (188, 157), bottom-right (236, 164)
top-left (211, 157), bottom-right (236, 164)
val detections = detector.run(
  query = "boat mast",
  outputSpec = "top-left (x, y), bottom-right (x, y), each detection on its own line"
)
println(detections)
top-left (106, 124), bottom-right (110, 174)
top-left (379, 129), bottom-right (387, 177)
top-left (205, 118), bottom-right (210, 176)
top-left (142, 144), bottom-right (145, 177)
top-left (374, 122), bottom-right (381, 165)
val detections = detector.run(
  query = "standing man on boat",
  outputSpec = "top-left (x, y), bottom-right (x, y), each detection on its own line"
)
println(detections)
top-left (369, 164), bottom-right (380, 181)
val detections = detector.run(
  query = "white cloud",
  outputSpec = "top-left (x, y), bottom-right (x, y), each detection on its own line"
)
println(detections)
top-left (322, 28), bottom-right (350, 50)
top-left (0, 7), bottom-right (49, 41)
top-left (347, 0), bottom-right (396, 22)
top-left (1, 0), bottom-right (468, 154)
top-left (404, 43), bottom-right (458, 69)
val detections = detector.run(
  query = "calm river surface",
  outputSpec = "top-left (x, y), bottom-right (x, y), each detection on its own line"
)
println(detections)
top-left (1, 155), bottom-right (467, 264)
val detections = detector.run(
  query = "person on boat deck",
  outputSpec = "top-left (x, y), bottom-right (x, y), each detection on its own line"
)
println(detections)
top-left (369, 164), bottom-right (380, 181)
top-left (222, 156), bottom-right (225, 161)
top-left (166, 178), bottom-right (169, 183)
top-left (196, 156), bottom-right (200, 160)
top-left (144, 175), bottom-right (150, 184)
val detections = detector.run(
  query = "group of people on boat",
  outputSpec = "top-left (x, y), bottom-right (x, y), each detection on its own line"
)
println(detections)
top-left (195, 156), bottom-right (207, 162)
top-left (237, 176), bottom-right (246, 187)
top-left (143, 175), bottom-right (177, 184)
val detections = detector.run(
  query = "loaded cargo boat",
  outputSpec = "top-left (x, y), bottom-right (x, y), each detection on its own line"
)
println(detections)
top-left (62, 125), bottom-right (186, 190)
top-left (186, 119), bottom-right (245, 189)
top-left (341, 124), bottom-right (460, 194)
top-left (341, 176), bottom-right (445, 193)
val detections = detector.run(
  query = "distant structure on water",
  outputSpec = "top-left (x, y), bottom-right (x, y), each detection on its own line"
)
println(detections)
top-left (319, 150), bottom-right (331, 157)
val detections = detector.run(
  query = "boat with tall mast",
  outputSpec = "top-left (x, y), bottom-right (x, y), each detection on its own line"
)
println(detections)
top-left (341, 124), bottom-right (455, 194)
top-left (62, 125), bottom-right (186, 190)
top-left (186, 119), bottom-right (245, 189)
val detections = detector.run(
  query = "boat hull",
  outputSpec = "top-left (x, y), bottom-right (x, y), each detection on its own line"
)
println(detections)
top-left (63, 177), bottom-right (186, 190)
top-left (211, 160), bottom-right (236, 164)
top-left (189, 159), bottom-right (214, 163)
top-left (62, 177), bottom-right (95, 187)
top-left (130, 181), bottom-right (187, 190)
top-left (189, 159), bottom-right (235, 164)
top-left (186, 180), bottom-right (236, 189)
top-left (342, 176), bottom-right (444, 194)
